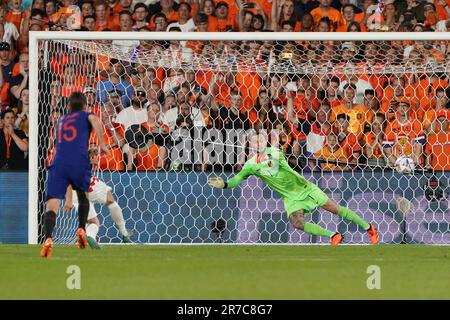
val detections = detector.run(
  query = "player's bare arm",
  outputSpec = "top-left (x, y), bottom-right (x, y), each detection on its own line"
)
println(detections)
top-left (64, 185), bottom-right (73, 213)
top-left (88, 113), bottom-right (109, 155)
top-left (4, 123), bottom-right (28, 151)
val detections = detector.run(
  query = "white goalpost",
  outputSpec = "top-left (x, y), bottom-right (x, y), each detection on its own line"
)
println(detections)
top-left (29, 31), bottom-right (450, 245)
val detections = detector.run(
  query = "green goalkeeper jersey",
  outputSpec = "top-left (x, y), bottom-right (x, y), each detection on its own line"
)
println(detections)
top-left (226, 147), bottom-right (328, 216)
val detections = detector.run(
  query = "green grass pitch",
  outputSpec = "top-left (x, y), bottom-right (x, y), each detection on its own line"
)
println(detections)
top-left (0, 244), bottom-right (449, 299)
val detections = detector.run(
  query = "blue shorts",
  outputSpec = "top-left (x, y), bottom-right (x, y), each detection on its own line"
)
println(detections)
top-left (46, 163), bottom-right (91, 200)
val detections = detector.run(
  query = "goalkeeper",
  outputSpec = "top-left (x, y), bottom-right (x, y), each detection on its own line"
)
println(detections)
top-left (208, 132), bottom-right (379, 245)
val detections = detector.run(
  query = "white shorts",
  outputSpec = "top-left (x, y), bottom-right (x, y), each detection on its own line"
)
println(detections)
top-left (71, 177), bottom-right (112, 221)
top-left (87, 177), bottom-right (112, 205)
top-left (73, 199), bottom-right (98, 220)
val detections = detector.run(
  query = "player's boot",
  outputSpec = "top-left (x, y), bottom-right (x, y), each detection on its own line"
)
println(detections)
top-left (367, 224), bottom-right (379, 245)
top-left (121, 230), bottom-right (133, 243)
top-left (87, 236), bottom-right (101, 250)
top-left (40, 238), bottom-right (53, 258)
top-left (76, 228), bottom-right (88, 249)
top-left (330, 232), bottom-right (344, 246)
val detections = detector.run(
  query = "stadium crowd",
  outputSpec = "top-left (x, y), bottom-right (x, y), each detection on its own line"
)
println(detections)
top-left (1, 0), bottom-right (450, 172)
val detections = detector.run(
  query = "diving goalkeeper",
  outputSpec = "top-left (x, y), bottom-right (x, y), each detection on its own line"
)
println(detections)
top-left (208, 132), bottom-right (379, 245)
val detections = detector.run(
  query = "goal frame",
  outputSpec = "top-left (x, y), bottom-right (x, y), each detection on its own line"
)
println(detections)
top-left (28, 31), bottom-right (450, 244)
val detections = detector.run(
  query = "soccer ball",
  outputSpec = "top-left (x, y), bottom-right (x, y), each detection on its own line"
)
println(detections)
top-left (395, 156), bottom-right (415, 174)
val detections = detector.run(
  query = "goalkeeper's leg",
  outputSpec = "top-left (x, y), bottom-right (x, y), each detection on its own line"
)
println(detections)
top-left (321, 198), bottom-right (379, 244)
top-left (105, 191), bottom-right (132, 243)
top-left (289, 211), bottom-right (343, 246)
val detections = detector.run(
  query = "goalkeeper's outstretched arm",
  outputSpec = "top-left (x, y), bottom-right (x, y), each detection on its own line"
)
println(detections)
top-left (207, 164), bottom-right (253, 189)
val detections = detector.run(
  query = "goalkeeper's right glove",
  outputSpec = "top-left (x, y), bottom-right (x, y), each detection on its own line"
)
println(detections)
top-left (207, 177), bottom-right (226, 189)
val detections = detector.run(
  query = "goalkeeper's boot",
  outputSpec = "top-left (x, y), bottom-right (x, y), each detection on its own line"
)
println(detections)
top-left (367, 224), bottom-right (379, 245)
top-left (121, 230), bottom-right (133, 243)
top-left (40, 237), bottom-right (53, 258)
top-left (330, 232), bottom-right (344, 246)
top-left (76, 228), bottom-right (88, 249)
top-left (87, 236), bottom-right (101, 250)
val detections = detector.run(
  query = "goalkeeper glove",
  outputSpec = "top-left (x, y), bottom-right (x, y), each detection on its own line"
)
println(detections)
top-left (208, 177), bottom-right (226, 189)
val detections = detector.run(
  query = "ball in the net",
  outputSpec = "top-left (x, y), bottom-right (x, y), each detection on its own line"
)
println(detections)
top-left (395, 156), bottom-right (415, 174)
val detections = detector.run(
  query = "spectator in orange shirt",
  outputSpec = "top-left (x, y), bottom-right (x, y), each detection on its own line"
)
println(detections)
top-left (422, 87), bottom-right (450, 132)
top-left (330, 83), bottom-right (371, 138)
top-left (314, 133), bottom-right (351, 171)
top-left (425, 109), bottom-right (450, 170)
top-left (107, 0), bottom-right (121, 14)
top-left (364, 89), bottom-right (381, 115)
top-left (6, 0), bottom-right (27, 31)
top-left (95, 0), bottom-right (120, 31)
top-left (91, 102), bottom-right (125, 171)
top-left (209, 1), bottom-right (237, 32)
top-left (133, 102), bottom-right (169, 171)
top-left (337, 4), bottom-right (367, 32)
top-left (60, 63), bottom-right (83, 98)
top-left (159, 0), bottom-right (179, 22)
top-left (383, 99), bottom-right (425, 166)
top-left (334, 113), bottom-right (362, 161)
top-left (310, 0), bottom-right (345, 31)
top-left (363, 113), bottom-right (387, 166)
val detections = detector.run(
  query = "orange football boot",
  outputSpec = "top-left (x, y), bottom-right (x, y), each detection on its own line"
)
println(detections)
top-left (330, 233), bottom-right (344, 246)
top-left (76, 228), bottom-right (88, 249)
top-left (367, 224), bottom-right (379, 245)
top-left (40, 238), bottom-right (53, 258)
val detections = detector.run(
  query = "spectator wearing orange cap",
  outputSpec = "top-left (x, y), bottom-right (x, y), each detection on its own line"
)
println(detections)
top-left (383, 99), bottom-right (425, 166)
top-left (426, 108), bottom-right (450, 170)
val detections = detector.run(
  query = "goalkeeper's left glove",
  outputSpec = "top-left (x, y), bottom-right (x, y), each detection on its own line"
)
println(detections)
top-left (207, 177), bottom-right (226, 189)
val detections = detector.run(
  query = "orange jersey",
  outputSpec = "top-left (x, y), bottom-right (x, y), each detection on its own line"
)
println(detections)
top-left (208, 15), bottom-right (237, 32)
top-left (435, 0), bottom-right (450, 21)
top-left (330, 103), bottom-right (372, 137)
top-left (339, 132), bottom-right (361, 160)
top-left (363, 132), bottom-right (383, 159)
top-left (90, 125), bottom-right (125, 171)
top-left (135, 123), bottom-right (170, 171)
top-left (314, 145), bottom-right (350, 171)
top-left (425, 131), bottom-right (450, 170)
top-left (310, 7), bottom-right (345, 31)
top-left (336, 21), bottom-right (367, 32)
top-left (383, 118), bottom-right (425, 157)
top-left (413, 78), bottom-right (449, 111)
top-left (6, 11), bottom-right (23, 31)
top-left (235, 70), bottom-right (262, 111)
top-left (95, 19), bottom-right (120, 31)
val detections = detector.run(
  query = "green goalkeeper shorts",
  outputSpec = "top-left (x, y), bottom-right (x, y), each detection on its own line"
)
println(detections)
top-left (285, 187), bottom-right (329, 217)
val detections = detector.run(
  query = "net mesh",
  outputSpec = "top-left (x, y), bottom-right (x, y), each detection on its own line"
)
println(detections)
top-left (35, 37), bottom-right (450, 244)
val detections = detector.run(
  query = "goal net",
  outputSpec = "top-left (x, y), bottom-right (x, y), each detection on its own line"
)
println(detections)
top-left (29, 32), bottom-right (450, 245)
